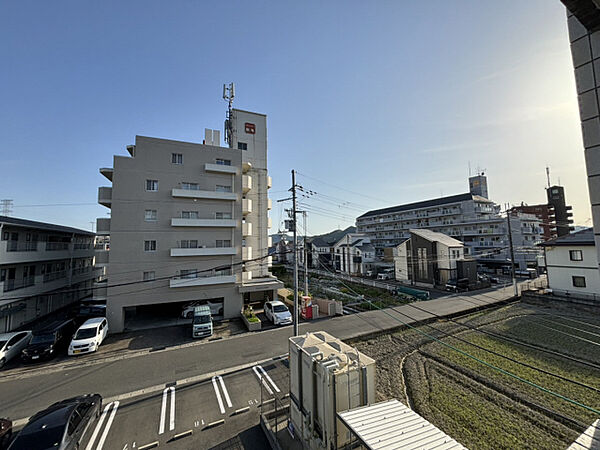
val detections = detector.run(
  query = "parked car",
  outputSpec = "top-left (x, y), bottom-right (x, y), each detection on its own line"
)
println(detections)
top-left (445, 278), bottom-right (470, 292)
top-left (489, 276), bottom-right (500, 284)
top-left (264, 301), bottom-right (293, 325)
top-left (0, 331), bottom-right (32, 369)
top-left (68, 318), bottom-right (108, 356)
top-left (181, 300), bottom-right (223, 319)
top-left (192, 306), bottom-right (213, 338)
top-left (21, 320), bottom-right (74, 363)
top-left (8, 394), bottom-right (102, 450)
top-left (0, 418), bottom-right (12, 450)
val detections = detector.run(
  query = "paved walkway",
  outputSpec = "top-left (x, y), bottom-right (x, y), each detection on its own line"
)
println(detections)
top-left (0, 285), bottom-right (516, 421)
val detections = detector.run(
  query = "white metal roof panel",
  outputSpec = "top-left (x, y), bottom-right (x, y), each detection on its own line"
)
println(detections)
top-left (338, 399), bottom-right (467, 450)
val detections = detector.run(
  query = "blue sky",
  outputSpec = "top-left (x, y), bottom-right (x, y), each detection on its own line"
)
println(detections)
top-left (0, 0), bottom-right (589, 235)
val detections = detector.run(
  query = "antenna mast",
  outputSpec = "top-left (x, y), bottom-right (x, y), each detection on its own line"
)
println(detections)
top-left (223, 82), bottom-right (235, 147)
top-left (546, 166), bottom-right (551, 188)
top-left (0, 199), bottom-right (13, 216)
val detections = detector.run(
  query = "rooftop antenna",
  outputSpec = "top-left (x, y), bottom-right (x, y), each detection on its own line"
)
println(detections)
top-left (546, 166), bottom-right (551, 188)
top-left (468, 161), bottom-right (471, 177)
top-left (223, 82), bottom-right (235, 147)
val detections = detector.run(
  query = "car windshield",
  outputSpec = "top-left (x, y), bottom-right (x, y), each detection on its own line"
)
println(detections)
top-left (273, 305), bottom-right (288, 313)
top-left (9, 424), bottom-right (65, 449)
top-left (31, 334), bottom-right (55, 344)
top-left (193, 315), bottom-right (210, 324)
top-left (75, 328), bottom-right (97, 340)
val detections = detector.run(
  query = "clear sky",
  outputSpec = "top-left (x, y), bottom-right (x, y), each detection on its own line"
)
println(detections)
top-left (0, 0), bottom-right (589, 235)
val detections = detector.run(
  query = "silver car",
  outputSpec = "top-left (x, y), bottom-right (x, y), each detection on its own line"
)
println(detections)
top-left (0, 331), bottom-right (32, 369)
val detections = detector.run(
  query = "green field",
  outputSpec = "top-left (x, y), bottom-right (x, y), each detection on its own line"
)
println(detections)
top-left (354, 303), bottom-right (600, 450)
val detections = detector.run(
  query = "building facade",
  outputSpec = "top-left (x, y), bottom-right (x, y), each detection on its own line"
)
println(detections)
top-left (0, 216), bottom-right (97, 332)
top-left (98, 107), bottom-right (281, 333)
top-left (332, 234), bottom-right (375, 275)
top-left (540, 228), bottom-right (600, 296)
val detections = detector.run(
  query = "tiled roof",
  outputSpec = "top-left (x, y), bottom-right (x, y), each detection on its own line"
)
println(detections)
top-left (539, 227), bottom-right (595, 247)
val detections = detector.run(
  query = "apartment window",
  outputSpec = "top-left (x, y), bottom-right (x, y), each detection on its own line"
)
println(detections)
top-left (144, 240), bottom-right (157, 252)
top-left (216, 185), bottom-right (232, 193)
top-left (216, 158), bottom-right (231, 166)
top-left (145, 210), bottom-right (157, 221)
top-left (180, 269), bottom-right (197, 279)
top-left (570, 250), bottom-right (583, 261)
top-left (215, 268), bottom-right (232, 276)
top-left (215, 212), bottom-right (232, 219)
top-left (237, 142), bottom-right (248, 150)
top-left (181, 240), bottom-right (198, 248)
top-left (1, 232), bottom-right (7, 241)
top-left (182, 211), bottom-right (199, 219)
top-left (172, 153), bottom-right (183, 164)
top-left (143, 271), bottom-right (155, 281)
top-left (146, 180), bottom-right (159, 191)
top-left (216, 240), bottom-right (232, 248)
top-left (572, 276), bottom-right (586, 288)
top-left (182, 182), bottom-right (199, 190)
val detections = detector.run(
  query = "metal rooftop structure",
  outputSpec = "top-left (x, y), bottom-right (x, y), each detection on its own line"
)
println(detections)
top-left (338, 399), bottom-right (467, 450)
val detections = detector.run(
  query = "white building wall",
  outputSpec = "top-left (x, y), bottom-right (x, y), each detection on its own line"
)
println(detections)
top-left (546, 245), bottom-right (600, 295)
top-left (393, 241), bottom-right (409, 282)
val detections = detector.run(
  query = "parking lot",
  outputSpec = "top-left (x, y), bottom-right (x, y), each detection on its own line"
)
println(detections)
top-left (10, 358), bottom-right (289, 450)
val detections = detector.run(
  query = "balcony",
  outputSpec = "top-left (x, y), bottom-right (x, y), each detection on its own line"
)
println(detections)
top-left (170, 247), bottom-right (237, 257)
top-left (98, 187), bottom-right (112, 208)
top-left (242, 247), bottom-right (253, 260)
top-left (205, 163), bottom-right (237, 175)
top-left (172, 188), bottom-right (237, 201)
top-left (242, 198), bottom-right (252, 215)
top-left (268, 236), bottom-right (273, 247)
top-left (44, 270), bottom-right (67, 283)
top-left (268, 217), bottom-right (272, 229)
top-left (242, 222), bottom-right (253, 237)
top-left (267, 176), bottom-right (272, 189)
top-left (242, 175), bottom-right (252, 193)
top-left (242, 271), bottom-right (252, 282)
top-left (95, 250), bottom-right (109, 265)
top-left (267, 198), bottom-right (272, 210)
top-left (171, 218), bottom-right (237, 227)
top-left (267, 256), bottom-right (273, 267)
top-left (100, 167), bottom-right (113, 181)
top-left (3, 276), bottom-right (35, 293)
top-left (242, 162), bottom-right (252, 173)
top-left (169, 274), bottom-right (236, 288)
top-left (96, 218), bottom-right (110, 235)
top-left (6, 241), bottom-right (38, 252)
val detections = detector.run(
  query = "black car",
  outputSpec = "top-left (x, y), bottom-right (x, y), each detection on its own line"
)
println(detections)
top-left (8, 394), bottom-right (102, 450)
top-left (21, 319), bottom-right (74, 363)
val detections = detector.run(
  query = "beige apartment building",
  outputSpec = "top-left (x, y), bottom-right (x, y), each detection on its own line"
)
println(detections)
top-left (97, 108), bottom-right (281, 333)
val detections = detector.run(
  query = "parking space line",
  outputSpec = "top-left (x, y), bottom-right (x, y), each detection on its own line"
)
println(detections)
top-left (86, 401), bottom-right (119, 450)
top-left (253, 364), bottom-right (280, 393)
top-left (159, 387), bottom-right (175, 435)
top-left (211, 375), bottom-right (233, 414)
top-left (217, 376), bottom-right (232, 408)
top-left (211, 376), bottom-right (225, 414)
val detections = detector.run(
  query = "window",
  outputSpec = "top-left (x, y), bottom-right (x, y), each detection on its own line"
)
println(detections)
top-left (182, 182), bottom-right (199, 190)
top-left (570, 250), bottom-right (583, 261)
top-left (182, 211), bottom-right (199, 219)
top-left (181, 240), bottom-right (198, 248)
top-left (144, 240), bottom-right (156, 252)
top-left (216, 240), bottom-right (231, 248)
top-left (146, 180), bottom-right (158, 191)
top-left (216, 158), bottom-right (231, 166)
top-left (572, 276), bottom-right (586, 288)
top-left (145, 210), bottom-right (157, 221)
top-left (215, 212), bottom-right (232, 219)
top-left (180, 269), bottom-right (197, 279)
top-left (237, 142), bottom-right (248, 150)
top-left (143, 271), bottom-right (155, 281)
top-left (171, 153), bottom-right (183, 164)
top-left (1, 232), bottom-right (8, 241)
top-left (216, 185), bottom-right (232, 193)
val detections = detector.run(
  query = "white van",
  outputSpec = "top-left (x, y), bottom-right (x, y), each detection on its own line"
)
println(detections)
top-left (377, 268), bottom-right (395, 280)
top-left (68, 318), bottom-right (108, 355)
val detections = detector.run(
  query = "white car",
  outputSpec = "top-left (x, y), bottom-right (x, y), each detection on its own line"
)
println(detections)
top-left (182, 301), bottom-right (223, 319)
top-left (0, 331), bottom-right (32, 369)
top-left (68, 318), bottom-right (108, 356)
top-left (264, 301), bottom-right (293, 326)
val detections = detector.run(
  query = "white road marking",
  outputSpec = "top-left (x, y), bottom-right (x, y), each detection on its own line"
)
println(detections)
top-left (217, 376), bottom-right (232, 408)
top-left (159, 387), bottom-right (175, 434)
top-left (86, 401), bottom-right (119, 450)
top-left (253, 365), bottom-right (280, 393)
top-left (252, 366), bottom-right (272, 394)
top-left (211, 376), bottom-right (225, 414)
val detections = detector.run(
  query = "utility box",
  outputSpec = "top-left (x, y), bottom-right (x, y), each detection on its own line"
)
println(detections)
top-left (289, 331), bottom-right (375, 449)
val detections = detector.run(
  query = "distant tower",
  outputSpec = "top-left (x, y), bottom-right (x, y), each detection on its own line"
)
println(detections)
top-left (469, 173), bottom-right (488, 199)
top-left (223, 82), bottom-right (235, 147)
top-left (0, 199), bottom-right (13, 216)
top-left (547, 185), bottom-right (573, 237)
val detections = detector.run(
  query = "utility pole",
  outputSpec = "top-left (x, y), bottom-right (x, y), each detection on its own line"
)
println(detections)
top-left (291, 170), bottom-right (299, 336)
top-left (303, 211), bottom-right (308, 297)
top-left (506, 205), bottom-right (518, 297)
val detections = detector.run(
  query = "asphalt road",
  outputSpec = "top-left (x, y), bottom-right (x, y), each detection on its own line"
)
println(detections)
top-left (0, 283), bottom-right (521, 448)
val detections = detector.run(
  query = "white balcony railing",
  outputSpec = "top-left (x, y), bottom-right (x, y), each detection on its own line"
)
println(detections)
top-left (170, 247), bottom-right (237, 257)
top-left (242, 247), bottom-right (253, 260)
top-left (267, 198), bottom-right (272, 210)
top-left (204, 163), bottom-right (237, 174)
top-left (171, 218), bottom-right (237, 228)
top-left (267, 176), bottom-right (272, 189)
top-left (242, 222), bottom-right (253, 237)
top-left (242, 199), bottom-right (252, 215)
top-left (170, 274), bottom-right (236, 288)
top-left (242, 175), bottom-right (252, 193)
top-left (172, 189), bottom-right (237, 201)
top-left (242, 271), bottom-right (252, 282)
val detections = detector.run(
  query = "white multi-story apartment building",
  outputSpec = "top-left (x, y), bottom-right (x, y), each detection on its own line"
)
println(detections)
top-left (0, 216), bottom-right (98, 332)
top-left (356, 175), bottom-right (543, 271)
top-left (97, 106), bottom-right (281, 333)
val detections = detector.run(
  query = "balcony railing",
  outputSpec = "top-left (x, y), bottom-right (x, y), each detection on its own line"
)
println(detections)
top-left (46, 242), bottom-right (69, 251)
top-left (73, 267), bottom-right (92, 276)
top-left (44, 270), bottom-right (67, 283)
top-left (3, 276), bottom-right (35, 292)
top-left (74, 243), bottom-right (91, 250)
top-left (6, 241), bottom-right (38, 252)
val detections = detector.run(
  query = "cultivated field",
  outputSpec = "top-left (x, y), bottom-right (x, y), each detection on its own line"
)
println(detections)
top-left (354, 302), bottom-right (600, 450)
